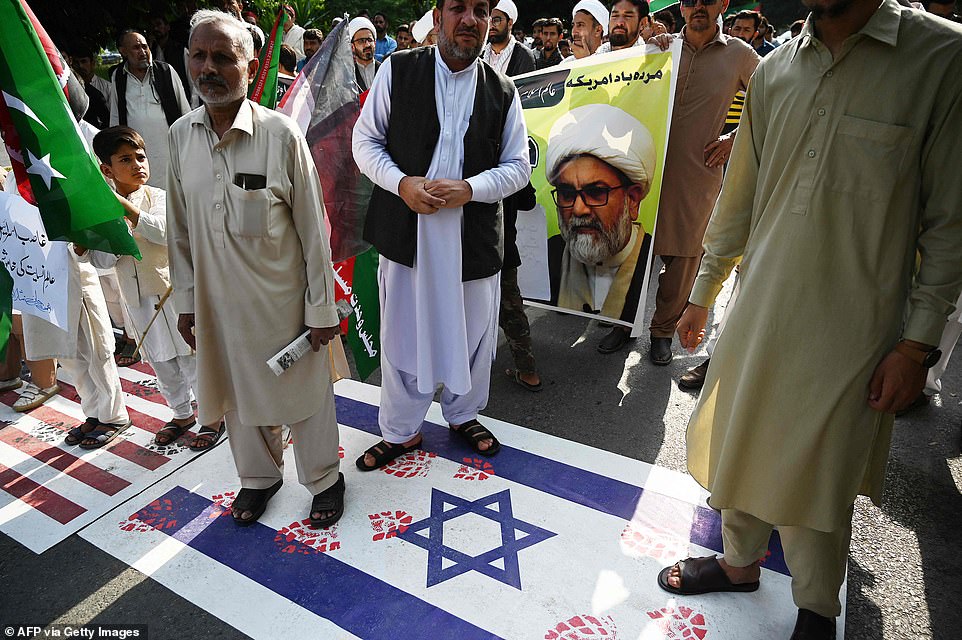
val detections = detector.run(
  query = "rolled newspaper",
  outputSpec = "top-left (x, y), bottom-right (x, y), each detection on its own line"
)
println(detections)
top-left (267, 299), bottom-right (354, 376)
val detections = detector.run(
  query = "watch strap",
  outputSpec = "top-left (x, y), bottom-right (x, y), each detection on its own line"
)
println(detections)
top-left (894, 341), bottom-right (935, 367)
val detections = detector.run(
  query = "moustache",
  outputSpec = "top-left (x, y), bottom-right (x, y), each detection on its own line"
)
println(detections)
top-left (456, 28), bottom-right (481, 39)
top-left (197, 74), bottom-right (227, 87)
top-left (569, 218), bottom-right (603, 233)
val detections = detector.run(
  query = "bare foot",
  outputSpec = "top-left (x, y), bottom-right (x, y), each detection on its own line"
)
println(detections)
top-left (362, 433), bottom-right (422, 468)
top-left (666, 557), bottom-right (760, 589)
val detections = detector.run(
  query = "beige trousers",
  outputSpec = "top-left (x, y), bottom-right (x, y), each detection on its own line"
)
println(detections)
top-left (649, 255), bottom-right (703, 338)
top-left (225, 403), bottom-right (340, 496)
top-left (722, 507), bottom-right (852, 619)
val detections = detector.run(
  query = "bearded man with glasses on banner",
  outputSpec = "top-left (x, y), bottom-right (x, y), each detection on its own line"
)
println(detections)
top-left (545, 104), bottom-right (656, 324)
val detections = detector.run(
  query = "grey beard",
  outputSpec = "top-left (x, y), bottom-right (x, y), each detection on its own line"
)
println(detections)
top-left (191, 76), bottom-right (247, 106)
top-left (439, 30), bottom-right (483, 62)
top-left (559, 200), bottom-right (633, 265)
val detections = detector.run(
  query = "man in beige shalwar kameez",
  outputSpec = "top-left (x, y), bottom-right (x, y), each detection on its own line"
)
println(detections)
top-left (167, 10), bottom-right (343, 528)
top-left (600, 0), bottom-right (759, 357)
top-left (662, 1), bottom-right (962, 638)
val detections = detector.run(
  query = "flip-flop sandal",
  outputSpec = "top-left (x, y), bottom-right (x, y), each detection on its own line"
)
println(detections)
top-left (64, 417), bottom-right (99, 446)
top-left (450, 419), bottom-right (501, 457)
top-left (231, 479), bottom-right (283, 527)
top-left (505, 368), bottom-right (543, 392)
top-left (189, 422), bottom-right (226, 451)
top-left (115, 341), bottom-right (141, 368)
top-left (79, 421), bottom-right (132, 450)
top-left (356, 437), bottom-right (422, 471)
top-left (657, 555), bottom-right (760, 596)
top-left (309, 472), bottom-right (345, 529)
top-left (154, 420), bottom-right (196, 446)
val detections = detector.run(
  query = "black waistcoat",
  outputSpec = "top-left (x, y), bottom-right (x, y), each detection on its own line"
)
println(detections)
top-left (112, 61), bottom-right (183, 127)
top-left (362, 47), bottom-right (516, 282)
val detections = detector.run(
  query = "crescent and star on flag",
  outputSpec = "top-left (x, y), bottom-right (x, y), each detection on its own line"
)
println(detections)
top-left (1, 89), bottom-right (65, 190)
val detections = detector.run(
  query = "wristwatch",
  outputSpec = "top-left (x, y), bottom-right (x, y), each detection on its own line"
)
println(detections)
top-left (894, 341), bottom-right (942, 368)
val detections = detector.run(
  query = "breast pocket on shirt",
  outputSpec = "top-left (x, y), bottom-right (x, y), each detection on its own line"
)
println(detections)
top-left (226, 183), bottom-right (272, 238)
top-left (824, 115), bottom-right (914, 203)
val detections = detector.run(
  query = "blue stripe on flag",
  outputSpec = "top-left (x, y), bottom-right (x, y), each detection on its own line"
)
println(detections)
top-left (334, 396), bottom-right (789, 576)
top-left (142, 486), bottom-right (503, 640)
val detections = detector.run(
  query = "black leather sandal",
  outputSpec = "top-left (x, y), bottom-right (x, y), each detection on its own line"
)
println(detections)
top-left (309, 473), bottom-right (345, 529)
top-left (231, 479), bottom-right (283, 526)
top-left (355, 437), bottom-right (422, 471)
top-left (450, 419), bottom-right (501, 457)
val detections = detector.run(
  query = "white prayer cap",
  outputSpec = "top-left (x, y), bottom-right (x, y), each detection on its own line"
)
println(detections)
top-left (412, 10), bottom-right (434, 44)
top-left (547, 104), bottom-right (656, 192)
top-left (573, 0), bottom-right (610, 36)
top-left (348, 16), bottom-right (376, 40)
top-left (493, 0), bottom-right (519, 24)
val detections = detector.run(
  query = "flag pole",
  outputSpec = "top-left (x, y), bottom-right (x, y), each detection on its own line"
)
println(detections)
top-left (131, 285), bottom-right (174, 359)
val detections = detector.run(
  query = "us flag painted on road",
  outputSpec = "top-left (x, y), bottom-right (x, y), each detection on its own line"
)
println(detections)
top-left (0, 362), bottom-right (223, 553)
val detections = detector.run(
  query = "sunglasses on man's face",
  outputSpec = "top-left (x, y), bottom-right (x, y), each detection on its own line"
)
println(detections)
top-left (680, 0), bottom-right (720, 6)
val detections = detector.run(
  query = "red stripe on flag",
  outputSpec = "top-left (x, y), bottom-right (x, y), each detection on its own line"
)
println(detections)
top-left (25, 404), bottom-right (171, 471)
top-left (55, 380), bottom-right (163, 431)
top-left (117, 374), bottom-right (168, 408)
top-left (0, 427), bottom-right (131, 495)
top-left (0, 463), bottom-right (86, 524)
top-left (53, 380), bottom-right (201, 440)
top-left (126, 361), bottom-right (156, 376)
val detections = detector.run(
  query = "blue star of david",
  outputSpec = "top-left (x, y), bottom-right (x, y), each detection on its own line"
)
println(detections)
top-left (397, 488), bottom-right (556, 589)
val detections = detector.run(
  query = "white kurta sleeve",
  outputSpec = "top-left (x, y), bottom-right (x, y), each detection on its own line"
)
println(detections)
top-left (84, 249), bottom-right (119, 270)
top-left (170, 66), bottom-right (191, 117)
top-left (134, 188), bottom-right (168, 246)
top-left (165, 128), bottom-right (194, 314)
top-left (108, 76), bottom-right (119, 127)
top-left (287, 132), bottom-right (339, 329)
top-left (465, 89), bottom-right (532, 204)
top-left (352, 58), bottom-right (407, 196)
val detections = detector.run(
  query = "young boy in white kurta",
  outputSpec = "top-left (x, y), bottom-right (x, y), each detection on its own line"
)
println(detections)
top-left (83, 126), bottom-right (205, 447)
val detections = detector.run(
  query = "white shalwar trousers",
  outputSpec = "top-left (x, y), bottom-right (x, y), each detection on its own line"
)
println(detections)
top-left (151, 355), bottom-right (197, 420)
top-left (59, 305), bottom-right (129, 425)
top-left (378, 276), bottom-right (500, 445)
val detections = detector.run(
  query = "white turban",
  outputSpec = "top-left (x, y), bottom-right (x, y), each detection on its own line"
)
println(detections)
top-left (348, 17), bottom-right (376, 40)
top-left (573, 0), bottom-right (610, 36)
top-left (412, 10), bottom-right (434, 44)
top-left (547, 104), bottom-right (656, 192)
top-left (494, 0), bottom-right (519, 24)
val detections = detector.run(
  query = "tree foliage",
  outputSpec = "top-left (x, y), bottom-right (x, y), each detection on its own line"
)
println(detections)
top-left (28, 0), bottom-right (810, 55)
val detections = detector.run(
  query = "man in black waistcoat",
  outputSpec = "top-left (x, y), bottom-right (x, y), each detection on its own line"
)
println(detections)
top-left (107, 30), bottom-right (190, 188)
top-left (352, 0), bottom-right (532, 471)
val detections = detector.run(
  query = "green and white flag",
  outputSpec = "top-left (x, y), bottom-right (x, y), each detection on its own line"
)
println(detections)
top-left (249, 7), bottom-right (289, 108)
top-left (0, 0), bottom-right (140, 258)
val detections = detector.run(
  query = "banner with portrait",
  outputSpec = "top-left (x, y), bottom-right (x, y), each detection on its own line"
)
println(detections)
top-left (512, 43), bottom-right (680, 336)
